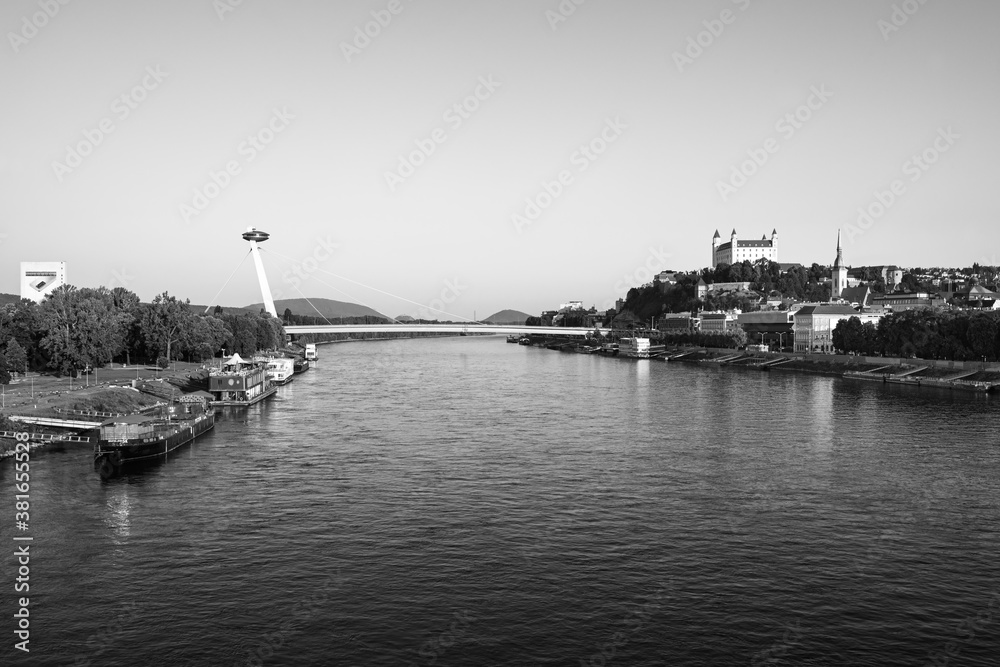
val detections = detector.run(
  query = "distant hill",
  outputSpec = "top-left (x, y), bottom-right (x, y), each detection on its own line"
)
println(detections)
top-left (483, 309), bottom-right (531, 325)
top-left (243, 298), bottom-right (388, 320)
top-left (0, 293), bottom-right (21, 307)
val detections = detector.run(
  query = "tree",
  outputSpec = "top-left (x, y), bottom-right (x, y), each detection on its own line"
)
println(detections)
top-left (38, 286), bottom-right (130, 375)
top-left (142, 292), bottom-right (191, 363)
top-left (0, 356), bottom-right (9, 385)
top-left (179, 315), bottom-right (231, 361)
top-left (4, 338), bottom-right (27, 375)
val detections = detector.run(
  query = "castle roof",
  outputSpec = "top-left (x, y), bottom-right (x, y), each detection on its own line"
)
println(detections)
top-left (713, 229), bottom-right (721, 239)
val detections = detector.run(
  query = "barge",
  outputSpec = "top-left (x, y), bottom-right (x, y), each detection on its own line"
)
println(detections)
top-left (93, 395), bottom-right (215, 473)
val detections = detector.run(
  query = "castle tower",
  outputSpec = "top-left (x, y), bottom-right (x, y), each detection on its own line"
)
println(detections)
top-left (712, 229), bottom-right (721, 267)
top-left (831, 229), bottom-right (847, 301)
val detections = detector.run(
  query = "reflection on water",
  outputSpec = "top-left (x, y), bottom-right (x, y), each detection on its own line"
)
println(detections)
top-left (104, 486), bottom-right (132, 544)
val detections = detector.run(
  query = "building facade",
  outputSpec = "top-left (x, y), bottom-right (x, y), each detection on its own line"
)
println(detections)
top-left (20, 261), bottom-right (67, 303)
top-left (700, 312), bottom-right (739, 332)
top-left (712, 229), bottom-right (777, 267)
top-left (793, 304), bottom-right (881, 353)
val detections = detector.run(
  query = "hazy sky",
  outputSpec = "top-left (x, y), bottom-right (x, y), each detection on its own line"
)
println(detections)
top-left (1, 0), bottom-right (997, 319)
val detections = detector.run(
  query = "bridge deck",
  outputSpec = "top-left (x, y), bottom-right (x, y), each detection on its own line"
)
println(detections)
top-left (284, 324), bottom-right (597, 337)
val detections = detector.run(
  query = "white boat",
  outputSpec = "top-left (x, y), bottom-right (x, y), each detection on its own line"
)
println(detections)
top-left (263, 357), bottom-right (295, 385)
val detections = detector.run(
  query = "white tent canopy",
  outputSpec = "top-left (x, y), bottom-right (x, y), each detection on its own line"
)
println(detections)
top-left (223, 353), bottom-right (248, 366)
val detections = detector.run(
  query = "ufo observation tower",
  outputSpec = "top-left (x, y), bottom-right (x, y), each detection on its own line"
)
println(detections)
top-left (242, 227), bottom-right (277, 318)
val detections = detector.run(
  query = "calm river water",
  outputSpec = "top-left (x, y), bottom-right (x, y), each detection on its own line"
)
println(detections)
top-left (3, 336), bottom-right (999, 666)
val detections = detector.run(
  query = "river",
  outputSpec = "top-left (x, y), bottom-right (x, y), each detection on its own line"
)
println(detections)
top-left (3, 336), bottom-right (999, 666)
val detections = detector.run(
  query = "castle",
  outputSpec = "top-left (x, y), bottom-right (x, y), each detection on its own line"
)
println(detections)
top-left (712, 229), bottom-right (777, 267)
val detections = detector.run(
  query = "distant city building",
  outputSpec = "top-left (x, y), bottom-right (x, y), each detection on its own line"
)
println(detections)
top-left (831, 231), bottom-right (848, 302)
top-left (871, 291), bottom-right (945, 311)
top-left (738, 311), bottom-right (794, 347)
top-left (712, 228), bottom-right (778, 267)
top-left (957, 284), bottom-right (1000, 310)
top-left (706, 281), bottom-right (752, 293)
top-left (654, 271), bottom-right (678, 284)
top-left (793, 304), bottom-right (881, 353)
top-left (658, 313), bottom-right (699, 332)
top-left (840, 285), bottom-right (873, 309)
top-left (700, 311), bottom-right (739, 332)
top-left (20, 261), bottom-right (66, 303)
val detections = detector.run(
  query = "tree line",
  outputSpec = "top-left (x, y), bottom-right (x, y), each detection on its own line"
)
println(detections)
top-left (832, 310), bottom-right (1000, 361)
top-left (0, 286), bottom-right (286, 380)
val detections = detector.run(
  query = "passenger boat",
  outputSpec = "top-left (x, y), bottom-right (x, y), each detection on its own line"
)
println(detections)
top-left (507, 334), bottom-right (520, 343)
top-left (208, 353), bottom-right (277, 406)
top-left (518, 337), bottom-right (531, 345)
top-left (293, 358), bottom-right (310, 374)
top-left (93, 394), bottom-right (215, 473)
top-left (254, 355), bottom-right (295, 386)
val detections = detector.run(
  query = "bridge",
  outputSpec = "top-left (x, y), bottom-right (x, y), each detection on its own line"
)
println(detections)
top-left (223, 228), bottom-right (601, 338)
top-left (284, 324), bottom-right (596, 337)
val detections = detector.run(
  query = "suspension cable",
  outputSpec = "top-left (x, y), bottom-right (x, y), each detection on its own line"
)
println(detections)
top-left (259, 249), bottom-right (396, 324)
top-left (261, 247), bottom-right (474, 323)
top-left (203, 250), bottom-right (252, 314)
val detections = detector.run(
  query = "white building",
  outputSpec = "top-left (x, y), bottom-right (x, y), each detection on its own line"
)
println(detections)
top-left (793, 304), bottom-right (881, 353)
top-left (712, 229), bottom-right (778, 267)
top-left (20, 261), bottom-right (66, 303)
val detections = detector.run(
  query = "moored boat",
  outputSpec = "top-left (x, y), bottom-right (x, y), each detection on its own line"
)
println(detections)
top-left (254, 355), bottom-right (295, 386)
top-left (94, 395), bottom-right (215, 475)
top-left (208, 354), bottom-right (277, 406)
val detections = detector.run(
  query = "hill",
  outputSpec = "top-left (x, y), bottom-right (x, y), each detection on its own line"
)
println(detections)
top-left (483, 309), bottom-right (531, 325)
top-left (0, 293), bottom-right (21, 307)
top-left (243, 298), bottom-right (388, 320)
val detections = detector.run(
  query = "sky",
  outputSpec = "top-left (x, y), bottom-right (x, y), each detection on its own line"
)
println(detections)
top-left (1, 0), bottom-right (998, 320)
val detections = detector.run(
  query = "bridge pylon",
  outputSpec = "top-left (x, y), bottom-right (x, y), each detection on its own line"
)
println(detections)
top-left (242, 227), bottom-right (277, 317)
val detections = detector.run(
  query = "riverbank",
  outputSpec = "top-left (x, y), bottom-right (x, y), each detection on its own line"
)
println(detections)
top-left (516, 335), bottom-right (1000, 393)
top-left (0, 361), bottom-right (219, 457)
